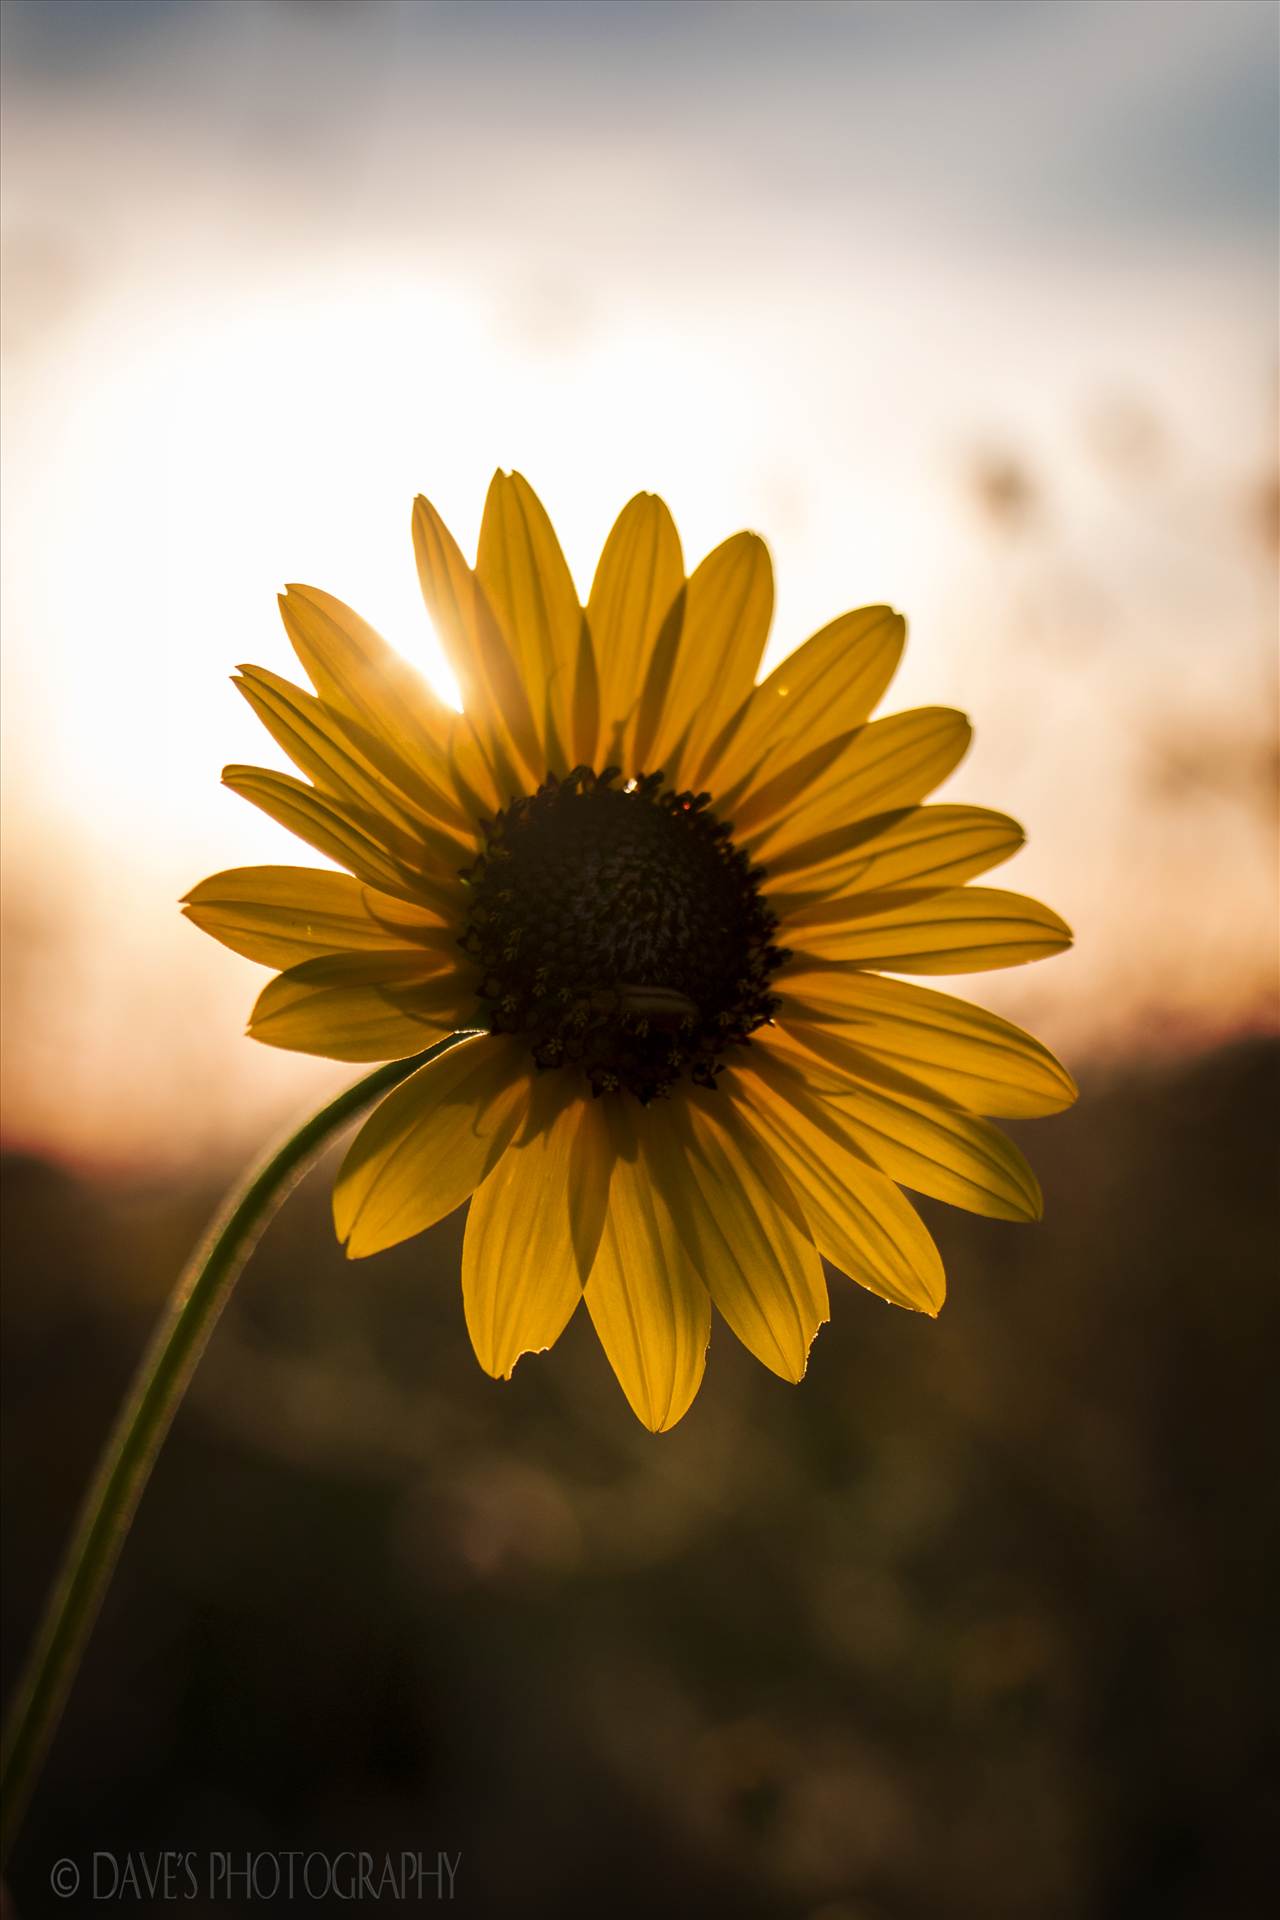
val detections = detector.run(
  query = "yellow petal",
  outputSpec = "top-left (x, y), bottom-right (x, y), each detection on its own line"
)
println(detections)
top-left (567, 1092), bottom-right (614, 1282)
top-left (583, 1104), bottom-right (711, 1433)
top-left (772, 806), bottom-right (1025, 919)
top-left (181, 865), bottom-right (448, 970)
top-left (411, 493), bottom-right (544, 792)
top-left (335, 1035), bottom-right (529, 1257)
top-left (728, 1050), bottom-right (946, 1312)
top-left (787, 885), bottom-right (1074, 972)
top-left (276, 586), bottom-right (466, 818)
top-left (221, 764), bottom-right (453, 905)
top-left (762, 1026), bottom-right (1043, 1221)
top-left (461, 1082), bottom-right (595, 1379)
top-left (778, 972), bottom-right (1077, 1118)
top-left (587, 492), bottom-right (684, 768)
top-left (247, 952), bottom-right (475, 1061)
top-left (748, 707), bottom-right (972, 860)
top-left (643, 532), bottom-right (773, 784)
top-left (706, 605), bottom-right (906, 799)
top-left (750, 808), bottom-right (907, 888)
top-left (445, 709), bottom-right (504, 820)
top-left (234, 665), bottom-right (472, 870)
top-left (720, 731), bottom-right (864, 844)
top-left (660, 1091), bottom-right (829, 1383)
top-left (476, 471), bottom-right (587, 775)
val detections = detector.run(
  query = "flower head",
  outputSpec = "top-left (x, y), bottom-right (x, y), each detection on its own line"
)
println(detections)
top-left (184, 474), bottom-right (1075, 1429)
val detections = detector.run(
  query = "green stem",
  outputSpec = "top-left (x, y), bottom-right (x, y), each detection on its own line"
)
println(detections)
top-left (0, 1032), bottom-right (475, 1862)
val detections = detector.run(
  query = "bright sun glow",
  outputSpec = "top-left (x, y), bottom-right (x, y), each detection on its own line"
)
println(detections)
top-left (3, 263), bottom-right (814, 878)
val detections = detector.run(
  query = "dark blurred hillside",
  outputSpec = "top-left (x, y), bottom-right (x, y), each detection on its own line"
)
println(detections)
top-left (3, 1038), bottom-right (1277, 1919)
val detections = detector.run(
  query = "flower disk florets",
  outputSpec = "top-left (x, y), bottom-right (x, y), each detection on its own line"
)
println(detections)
top-left (459, 767), bottom-right (789, 1101)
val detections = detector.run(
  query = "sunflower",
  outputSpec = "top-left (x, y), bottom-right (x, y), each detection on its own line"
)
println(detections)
top-left (183, 473), bottom-right (1075, 1430)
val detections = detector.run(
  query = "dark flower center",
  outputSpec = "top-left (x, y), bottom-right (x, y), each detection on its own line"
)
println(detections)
top-left (459, 766), bottom-right (789, 1101)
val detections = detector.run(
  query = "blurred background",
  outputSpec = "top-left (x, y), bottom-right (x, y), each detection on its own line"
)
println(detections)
top-left (2, 2), bottom-right (1276, 1914)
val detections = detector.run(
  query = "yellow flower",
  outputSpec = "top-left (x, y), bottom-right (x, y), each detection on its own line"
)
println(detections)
top-left (184, 474), bottom-right (1075, 1430)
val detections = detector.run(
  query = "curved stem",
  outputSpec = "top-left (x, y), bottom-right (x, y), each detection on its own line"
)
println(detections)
top-left (0, 1032), bottom-right (476, 1862)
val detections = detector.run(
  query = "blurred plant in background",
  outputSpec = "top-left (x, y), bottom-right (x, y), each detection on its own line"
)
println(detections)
top-left (4, 1039), bottom-right (1275, 1914)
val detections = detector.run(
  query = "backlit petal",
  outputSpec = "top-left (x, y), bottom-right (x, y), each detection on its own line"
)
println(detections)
top-left (747, 707), bottom-right (972, 859)
top-left (587, 492), bottom-right (684, 767)
top-left (335, 1036), bottom-right (529, 1257)
top-left (276, 586), bottom-right (466, 821)
top-left (778, 972), bottom-right (1078, 1117)
top-left (462, 1081), bottom-right (594, 1379)
top-left (643, 532), bottom-right (773, 783)
top-left (476, 470), bottom-right (585, 774)
top-left (763, 1026), bottom-right (1043, 1221)
top-left (707, 605), bottom-right (906, 798)
top-left (568, 1093), bottom-right (615, 1282)
top-left (411, 492), bottom-right (543, 792)
top-left (658, 1091), bottom-right (828, 1382)
top-left (729, 1049), bottom-right (946, 1312)
top-left (247, 952), bottom-right (475, 1061)
top-left (221, 764), bottom-right (459, 909)
top-left (771, 806), bottom-right (1025, 919)
top-left (181, 866), bottom-right (447, 970)
top-left (234, 664), bottom-right (473, 868)
top-left (787, 886), bottom-right (1074, 971)
top-left (584, 1104), bottom-right (711, 1432)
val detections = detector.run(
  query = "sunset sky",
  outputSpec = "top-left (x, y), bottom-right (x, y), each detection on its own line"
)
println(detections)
top-left (3, 0), bottom-right (1276, 1169)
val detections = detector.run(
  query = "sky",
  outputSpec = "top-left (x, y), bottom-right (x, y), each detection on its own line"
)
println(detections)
top-left (2, 0), bottom-right (1277, 1169)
